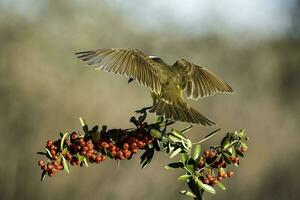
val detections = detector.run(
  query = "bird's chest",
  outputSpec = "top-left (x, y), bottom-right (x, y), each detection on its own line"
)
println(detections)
top-left (160, 69), bottom-right (180, 86)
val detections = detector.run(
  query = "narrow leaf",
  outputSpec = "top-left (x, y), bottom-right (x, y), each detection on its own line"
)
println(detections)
top-left (170, 148), bottom-right (182, 159)
top-left (180, 125), bottom-right (193, 133)
top-left (60, 132), bottom-right (69, 150)
top-left (177, 174), bottom-right (191, 182)
top-left (216, 182), bottom-right (226, 191)
top-left (171, 129), bottom-right (187, 140)
top-left (165, 162), bottom-right (184, 169)
top-left (179, 190), bottom-right (196, 198)
top-left (195, 177), bottom-right (216, 194)
top-left (45, 148), bottom-right (53, 158)
top-left (62, 157), bottom-right (70, 173)
top-left (41, 171), bottom-right (46, 182)
top-left (192, 144), bottom-right (202, 160)
top-left (150, 129), bottom-right (162, 139)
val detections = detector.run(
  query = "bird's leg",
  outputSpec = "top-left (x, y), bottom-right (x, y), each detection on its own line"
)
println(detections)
top-left (134, 106), bottom-right (153, 114)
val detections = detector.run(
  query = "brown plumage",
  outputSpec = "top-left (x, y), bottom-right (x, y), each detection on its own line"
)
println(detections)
top-left (75, 48), bottom-right (233, 126)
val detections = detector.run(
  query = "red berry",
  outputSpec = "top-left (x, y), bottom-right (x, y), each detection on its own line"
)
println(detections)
top-left (203, 178), bottom-right (210, 184)
top-left (117, 151), bottom-right (123, 158)
top-left (101, 142), bottom-right (109, 149)
top-left (111, 150), bottom-right (117, 157)
top-left (131, 142), bottom-right (137, 149)
top-left (49, 144), bottom-right (56, 150)
top-left (123, 143), bottom-right (129, 150)
top-left (119, 155), bottom-right (125, 160)
top-left (47, 163), bottom-right (54, 170)
top-left (212, 179), bottom-right (218, 185)
top-left (241, 147), bottom-right (247, 152)
top-left (209, 151), bottom-right (216, 158)
top-left (46, 140), bottom-right (53, 147)
top-left (124, 150), bottom-right (131, 159)
top-left (48, 171), bottom-right (55, 177)
top-left (101, 155), bottom-right (106, 161)
top-left (71, 132), bottom-right (78, 140)
top-left (96, 156), bottom-right (102, 163)
top-left (38, 160), bottom-right (45, 167)
top-left (132, 148), bottom-right (138, 154)
top-left (204, 150), bottom-right (210, 158)
top-left (83, 146), bottom-right (89, 152)
top-left (227, 171), bottom-right (234, 177)
top-left (137, 141), bottom-right (145, 148)
top-left (53, 155), bottom-right (59, 160)
top-left (50, 149), bottom-right (56, 156)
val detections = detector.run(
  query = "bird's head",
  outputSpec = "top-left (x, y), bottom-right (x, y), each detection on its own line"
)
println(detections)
top-left (149, 56), bottom-right (168, 65)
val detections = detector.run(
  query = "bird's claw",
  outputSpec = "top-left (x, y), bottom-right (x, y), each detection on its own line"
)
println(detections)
top-left (135, 106), bottom-right (152, 114)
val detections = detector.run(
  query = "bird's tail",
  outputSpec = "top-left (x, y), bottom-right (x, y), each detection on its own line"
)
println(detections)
top-left (149, 99), bottom-right (215, 126)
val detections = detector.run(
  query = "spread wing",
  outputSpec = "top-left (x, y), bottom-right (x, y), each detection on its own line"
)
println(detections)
top-left (173, 59), bottom-right (233, 99)
top-left (75, 48), bottom-right (161, 93)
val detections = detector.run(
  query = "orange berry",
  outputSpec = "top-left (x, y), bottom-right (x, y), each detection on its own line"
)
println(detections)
top-left (241, 147), bottom-right (247, 152)
top-left (46, 140), bottom-right (53, 147)
top-left (227, 171), bottom-right (234, 177)
top-left (38, 160), bottom-right (45, 167)
top-left (131, 142), bottom-right (137, 149)
top-left (204, 150), bottom-right (210, 158)
top-left (203, 178), bottom-right (210, 184)
top-left (132, 148), bottom-right (138, 154)
top-left (123, 143), bottom-right (129, 150)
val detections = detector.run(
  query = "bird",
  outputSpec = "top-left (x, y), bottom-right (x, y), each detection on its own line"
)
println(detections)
top-left (75, 48), bottom-right (233, 126)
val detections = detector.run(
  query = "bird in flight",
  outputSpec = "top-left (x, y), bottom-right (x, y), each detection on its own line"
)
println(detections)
top-left (75, 48), bottom-right (233, 126)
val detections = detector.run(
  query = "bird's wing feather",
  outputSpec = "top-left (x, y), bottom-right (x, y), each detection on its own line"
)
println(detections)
top-left (173, 59), bottom-right (233, 99)
top-left (75, 48), bottom-right (161, 93)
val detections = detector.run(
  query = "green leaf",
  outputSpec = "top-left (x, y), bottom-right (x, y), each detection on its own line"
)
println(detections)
top-left (170, 148), bottom-right (182, 159)
top-left (179, 190), bottom-right (196, 198)
top-left (150, 129), bottom-right (162, 139)
top-left (221, 136), bottom-right (231, 149)
top-left (165, 162), bottom-right (184, 170)
top-left (140, 148), bottom-right (154, 169)
top-left (83, 157), bottom-right (89, 167)
top-left (199, 128), bottom-right (221, 143)
top-left (45, 148), bottom-right (53, 158)
top-left (216, 181), bottom-right (226, 191)
top-left (236, 149), bottom-right (244, 157)
top-left (171, 129), bottom-right (187, 140)
top-left (62, 157), bottom-right (70, 173)
top-left (37, 152), bottom-right (47, 156)
top-left (192, 144), bottom-right (202, 160)
top-left (195, 177), bottom-right (216, 194)
top-left (60, 132), bottom-right (69, 150)
top-left (177, 174), bottom-right (192, 182)
top-left (41, 171), bottom-right (46, 182)
top-left (79, 117), bottom-right (88, 134)
top-left (168, 134), bottom-right (182, 143)
top-left (180, 153), bottom-right (189, 163)
top-left (180, 125), bottom-right (193, 133)
top-left (156, 116), bottom-right (164, 124)
top-left (241, 141), bottom-right (248, 148)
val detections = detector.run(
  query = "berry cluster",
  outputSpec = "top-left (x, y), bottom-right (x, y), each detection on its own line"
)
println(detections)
top-left (197, 147), bottom-right (247, 186)
top-left (38, 124), bottom-right (154, 178)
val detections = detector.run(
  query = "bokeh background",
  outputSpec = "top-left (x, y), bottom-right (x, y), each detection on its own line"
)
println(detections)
top-left (0, 0), bottom-right (299, 199)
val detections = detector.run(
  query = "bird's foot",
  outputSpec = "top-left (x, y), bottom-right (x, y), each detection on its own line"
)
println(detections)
top-left (135, 106), bottom-right (153, 114)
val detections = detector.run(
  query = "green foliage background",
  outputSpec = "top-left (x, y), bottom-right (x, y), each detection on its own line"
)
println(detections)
top-left (0, 1), bottom-right (299, 200)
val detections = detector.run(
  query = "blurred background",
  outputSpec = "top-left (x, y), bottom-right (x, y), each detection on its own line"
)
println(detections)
top-left (0, 0), bottom-right (299, 199)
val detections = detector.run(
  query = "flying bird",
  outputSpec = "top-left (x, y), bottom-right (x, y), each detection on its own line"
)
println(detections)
top-left (75, 48), bottom-right (233, 126)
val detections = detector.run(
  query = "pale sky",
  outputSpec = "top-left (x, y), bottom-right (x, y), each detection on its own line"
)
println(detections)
top-left (1, 0), bottom-right (296, 39)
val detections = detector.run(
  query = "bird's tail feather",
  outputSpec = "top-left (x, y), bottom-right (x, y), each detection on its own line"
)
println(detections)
top-left (149, 99), bottom-right (215, 126)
